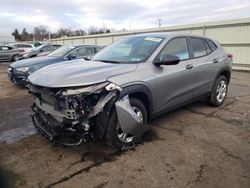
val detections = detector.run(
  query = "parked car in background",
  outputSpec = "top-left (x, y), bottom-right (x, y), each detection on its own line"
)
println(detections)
top-left (27, 33), bottom-right (232, 150)
top-left (37, 51), bottom-right (52, 57)
top-left (8, 44), bottom-right (103, 85)
top-left (10, 43), bottom-right (34, 56)
top-left (21, 44), bottom-right (62, 59)
top-left (0, 45), bottom-right (20, 61)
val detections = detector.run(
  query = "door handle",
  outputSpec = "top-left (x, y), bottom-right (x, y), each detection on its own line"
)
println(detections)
top-left (213, 58), bottom-right (219, 63)
top-left (186, 64), bottom-right (193, 70)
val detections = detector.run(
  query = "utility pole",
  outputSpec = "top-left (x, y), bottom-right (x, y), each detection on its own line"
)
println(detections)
top-left (157, 19), bottom-right (162, 28)
top-left (48, 32), bottom-right (51, 43)
top-left (103, 21), bottom-right (106, 32)
top-left (129, 21), bottom-right (131, 34)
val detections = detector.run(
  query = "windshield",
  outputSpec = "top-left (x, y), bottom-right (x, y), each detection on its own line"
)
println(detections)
top-left (92, 36), bottom-right (164, 63)
top-left (48, 46), bottom-right (75, 57)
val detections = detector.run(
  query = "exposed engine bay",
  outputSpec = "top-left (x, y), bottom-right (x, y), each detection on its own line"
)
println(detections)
top-left (28, 82), bottom-right (147, 147)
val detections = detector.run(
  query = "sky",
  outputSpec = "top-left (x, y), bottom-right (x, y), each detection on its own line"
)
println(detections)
top-left (1, 0), bottom-right (250, 35)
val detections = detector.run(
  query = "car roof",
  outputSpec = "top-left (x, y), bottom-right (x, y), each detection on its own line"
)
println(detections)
top-left (131, 32), bottom-right (213, 40)
top-left (12, 43), bottom-right (33, 45)
top-left (69, 44), bottom-right (100, 47)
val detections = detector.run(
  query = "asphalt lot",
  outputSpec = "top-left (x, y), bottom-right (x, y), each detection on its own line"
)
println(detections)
top-left (0, 61), bottom-right (249, 188)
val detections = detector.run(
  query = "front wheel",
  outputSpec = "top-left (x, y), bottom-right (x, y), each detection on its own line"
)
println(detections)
top-left (208, 75), bottom-right (228, 107)
top-left (12, 54), bottom-right (19, 62)
top-left (106, 98), bottom-right (148, 150)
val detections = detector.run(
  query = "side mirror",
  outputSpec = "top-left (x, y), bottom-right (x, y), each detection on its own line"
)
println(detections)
top-left (67, 54), bottom-right (76, 60)
top-left (83, 56), bottom-right (91, 61)
top-left (39, 49), bottom-right (44, 52)
top-left (154, 54), bottom-right (180, 66)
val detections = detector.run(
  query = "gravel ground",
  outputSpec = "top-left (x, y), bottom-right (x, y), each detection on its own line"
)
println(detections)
top-left (0, 61), bottom-right (249, 188)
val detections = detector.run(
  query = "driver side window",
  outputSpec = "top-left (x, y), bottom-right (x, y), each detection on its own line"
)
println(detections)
top-left (70, 47), bottom-right (93, 58)
top-left (158, 38), bottom-right (189, 61)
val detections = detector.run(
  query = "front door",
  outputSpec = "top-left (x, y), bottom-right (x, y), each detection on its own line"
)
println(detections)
top-left (154, 37), bottom-right (195, 112)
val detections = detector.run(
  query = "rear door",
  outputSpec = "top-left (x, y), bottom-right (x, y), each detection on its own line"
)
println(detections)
top-left (0, 46), bottom-right (13, 60)
top-left (187, 37), bottom-right (218, 97)
top-left (154, 37), bottom-right (195, 112)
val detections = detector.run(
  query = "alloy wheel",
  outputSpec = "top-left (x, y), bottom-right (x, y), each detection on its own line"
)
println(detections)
top-left (216, 80), bottom-right (227, 103)
top-left (116, 106), bottom-right (143, 143)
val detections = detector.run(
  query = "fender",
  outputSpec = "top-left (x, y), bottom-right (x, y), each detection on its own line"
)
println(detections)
top-left (120, 84), bottom-right (154, 116)
top-left (94, 84), bottom-right (154, 139)
top-left (215, 65), bottom-right (232, 83)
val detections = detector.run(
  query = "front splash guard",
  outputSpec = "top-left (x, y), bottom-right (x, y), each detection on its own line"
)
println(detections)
top-left (115, 96), bottom-right (147, 136)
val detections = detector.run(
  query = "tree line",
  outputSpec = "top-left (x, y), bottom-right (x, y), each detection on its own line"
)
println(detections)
top-left (12, 25), bottom-right (111, 41)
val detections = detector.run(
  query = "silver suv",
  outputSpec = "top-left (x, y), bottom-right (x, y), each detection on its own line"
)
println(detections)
top-left (28, 33), bottom-right (232, 150)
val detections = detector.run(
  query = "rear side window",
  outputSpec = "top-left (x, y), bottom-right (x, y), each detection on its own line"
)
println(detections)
top-left (204, 41), bottom-right (212, 54)
top-left (158, 38), bottom-right (189, 61)
top-left (1, 46), bottom-right (12, 50)
top-left (16, 44), bottom-right (32, 48)
top-left (206, 40), bottom-right (217, 51)
top-left (189, 38), bottom-right (207, 58)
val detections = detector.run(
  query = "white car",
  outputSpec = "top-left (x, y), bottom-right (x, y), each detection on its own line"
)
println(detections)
top-left (10, 43), bottom-right (34, 56)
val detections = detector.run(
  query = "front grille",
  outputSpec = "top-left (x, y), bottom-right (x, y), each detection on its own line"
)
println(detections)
top-left (29, 84), bottom-right (59, 106)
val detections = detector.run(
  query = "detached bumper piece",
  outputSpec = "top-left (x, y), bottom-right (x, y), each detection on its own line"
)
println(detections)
top-left (31, 106), bottom-right (83, 146)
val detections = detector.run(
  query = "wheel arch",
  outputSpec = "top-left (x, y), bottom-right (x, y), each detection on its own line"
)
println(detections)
top-left (94, 84), bottom-right (153, 139)
top-left (120, 84), bottom-right (153, 119)
top-left (216, 66), bottom-right (231, 83)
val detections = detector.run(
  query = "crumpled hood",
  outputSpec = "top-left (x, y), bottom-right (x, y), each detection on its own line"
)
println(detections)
top-left (10, 56), bottom-right (60, 68)
top-left (28, 60), bottom-right (137, 88)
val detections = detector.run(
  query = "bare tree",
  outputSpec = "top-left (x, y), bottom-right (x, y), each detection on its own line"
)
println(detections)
top-left (34, 25), bottom-right (49, 41)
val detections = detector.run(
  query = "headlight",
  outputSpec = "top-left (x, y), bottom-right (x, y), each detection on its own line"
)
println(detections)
top-left (62, 82), bottom-right (109, 96)
top-left (105, 82), bottom-right (122, 91)
top-left (61, 82), bottom-right (122, 96)
top-left (16, 67), bottom-right (30, 72)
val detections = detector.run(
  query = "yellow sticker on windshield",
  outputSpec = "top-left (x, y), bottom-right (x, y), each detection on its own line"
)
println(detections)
top-left (144, 37), bottom-right (162, 42)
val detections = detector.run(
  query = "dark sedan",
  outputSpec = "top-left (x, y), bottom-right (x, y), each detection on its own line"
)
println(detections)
top-left (8, 44), bottom-right (104, 85)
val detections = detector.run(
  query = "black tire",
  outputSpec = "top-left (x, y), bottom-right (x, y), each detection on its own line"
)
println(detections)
top-left (12, 54), bottom-right (19, 62)
top-left (106, 98), bottom-right (148, 150)
top-left (208, 75), bottom-right (228, 107)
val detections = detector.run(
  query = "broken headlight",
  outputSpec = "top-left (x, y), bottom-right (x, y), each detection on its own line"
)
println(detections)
top-left (61, 82), bottom-right (122, 96)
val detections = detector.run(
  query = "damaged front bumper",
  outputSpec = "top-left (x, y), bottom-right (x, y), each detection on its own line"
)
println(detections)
top-left (28, 82), bottom-right (147, 146)
top-left (31, 104), bottom-right (85, 146)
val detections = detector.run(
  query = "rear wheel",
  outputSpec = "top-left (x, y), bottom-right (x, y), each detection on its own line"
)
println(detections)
top-left (106, 98), bottom-right (147, 150)
top-left (208, 75), bottom-right (228, 107)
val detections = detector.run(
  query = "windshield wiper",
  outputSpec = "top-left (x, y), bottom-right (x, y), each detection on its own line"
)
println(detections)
top-left (95, 60), bottom-right (121, 64)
